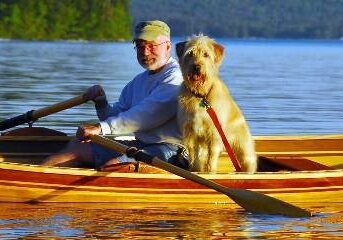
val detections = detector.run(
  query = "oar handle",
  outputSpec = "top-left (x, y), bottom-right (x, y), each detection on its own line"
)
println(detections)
top-left (0, 94), bottom-right (88, 131)
top-left (90, 134), bottom-right (128, 153)
top-left (32, 95), bottom-right (87, 119)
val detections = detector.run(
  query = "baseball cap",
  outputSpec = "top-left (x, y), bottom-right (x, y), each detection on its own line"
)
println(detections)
top-left (134, 20), bottom-right (170, 42)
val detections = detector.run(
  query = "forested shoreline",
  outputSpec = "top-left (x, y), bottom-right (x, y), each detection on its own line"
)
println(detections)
top-left (0, 0), bottom-right (131, 41)
top-left (1, 0), bottom-right (343, 40)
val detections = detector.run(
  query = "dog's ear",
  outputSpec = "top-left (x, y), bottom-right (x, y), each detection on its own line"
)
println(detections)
top-left (176, 41), bottom-right (187, 60)
top-left (213, 42), bottom-right (224, 65)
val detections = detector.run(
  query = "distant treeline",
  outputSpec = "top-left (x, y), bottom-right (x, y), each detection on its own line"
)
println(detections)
top-left (131, 0), bottom-right (343, 39)
top-left (0, 0), bottom-right (132, 40)
top-left (1, 0), bottom-right (342, 40)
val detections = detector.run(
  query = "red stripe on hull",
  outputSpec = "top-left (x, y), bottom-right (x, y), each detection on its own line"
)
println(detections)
top-left (1, 169), bottom-right (342, 191)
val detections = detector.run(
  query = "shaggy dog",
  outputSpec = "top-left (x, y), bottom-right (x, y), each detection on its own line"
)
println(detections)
top-left (176, 35), bottom-right (257, 173)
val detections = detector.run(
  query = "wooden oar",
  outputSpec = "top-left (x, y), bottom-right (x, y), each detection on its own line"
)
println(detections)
top-left (90, 135), bottom-right (312, 217)
top-left (0, 95), bottom-right (88, 131)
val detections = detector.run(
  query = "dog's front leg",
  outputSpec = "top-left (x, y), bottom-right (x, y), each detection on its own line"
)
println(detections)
top-left (206, 142), bottom-right (222, 173)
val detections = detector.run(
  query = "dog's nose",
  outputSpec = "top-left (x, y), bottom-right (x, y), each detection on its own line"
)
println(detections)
top-left (193, 65), bottom-right (201, 74)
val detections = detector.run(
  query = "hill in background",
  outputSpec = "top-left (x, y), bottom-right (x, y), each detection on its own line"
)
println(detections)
top-left (131, 0), bottom-right (343, 39)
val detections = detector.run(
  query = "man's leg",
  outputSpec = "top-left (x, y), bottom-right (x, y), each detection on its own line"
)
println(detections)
top-left (99, 140), bottom-right (141, 169)
top-left (42, 140), bottom-right (95, 167)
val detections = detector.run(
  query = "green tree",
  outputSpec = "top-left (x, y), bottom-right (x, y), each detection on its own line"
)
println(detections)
top-left (0, 0), bottom-right (132, 40)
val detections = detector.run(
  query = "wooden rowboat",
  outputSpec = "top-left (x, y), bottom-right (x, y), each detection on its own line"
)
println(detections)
top-left (0, 127), bottom-right (342, 207)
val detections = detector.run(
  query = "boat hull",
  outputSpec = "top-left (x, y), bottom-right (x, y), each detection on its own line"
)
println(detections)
top-left (0, 129), bottom-right (342, 205)
top-left (0, 162), bottom-right (342, 205)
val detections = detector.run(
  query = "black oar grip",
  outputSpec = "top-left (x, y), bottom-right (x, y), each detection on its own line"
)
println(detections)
top-left (0, 110), bottom-right (34, 131)
top-left (126, 147), bottom-right (154, 164)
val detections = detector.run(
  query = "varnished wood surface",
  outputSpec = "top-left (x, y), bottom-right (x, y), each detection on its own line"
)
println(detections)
top-left (0, 130), bottom-right (342, 203)
top-left (0, 161), bottom-right (342, 204)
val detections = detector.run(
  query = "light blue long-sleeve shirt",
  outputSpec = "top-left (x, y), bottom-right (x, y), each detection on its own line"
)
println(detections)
top-left (97, 57), bottom-right (183, 144)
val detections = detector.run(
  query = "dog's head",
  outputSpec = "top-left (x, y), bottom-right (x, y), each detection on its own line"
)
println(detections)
top-left (176, 35), bottom-right (224, 96)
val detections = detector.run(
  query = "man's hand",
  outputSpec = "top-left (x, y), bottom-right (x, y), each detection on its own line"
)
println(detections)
top-left (76, 123), bottom-right (102, 142)
top-left (84, 85), bottom-right (107, 107)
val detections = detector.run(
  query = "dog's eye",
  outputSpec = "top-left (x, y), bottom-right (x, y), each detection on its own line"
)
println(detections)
top-left (185, 52), bottom-right (194, 59)
top-left (203, 52), bottom-right (209, 58)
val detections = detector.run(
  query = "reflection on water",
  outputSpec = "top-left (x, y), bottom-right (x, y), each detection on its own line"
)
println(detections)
top-left (0, 203), bottom-right (342, 239)
top-left (0, 39), bottom-right (343, 135)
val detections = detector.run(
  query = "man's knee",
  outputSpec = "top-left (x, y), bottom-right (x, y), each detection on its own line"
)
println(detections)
top-left (68, 141), bottom-right (95, 164)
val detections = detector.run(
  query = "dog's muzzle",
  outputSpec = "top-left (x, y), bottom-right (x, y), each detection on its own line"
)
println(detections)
top-left (189, 64), bottom-right (204, 82)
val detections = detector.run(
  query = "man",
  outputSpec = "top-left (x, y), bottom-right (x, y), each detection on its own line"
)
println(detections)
top-left (42, 20), bottom-right (186, 169)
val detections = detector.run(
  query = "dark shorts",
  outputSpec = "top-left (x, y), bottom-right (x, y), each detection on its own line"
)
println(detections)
top-left (91, 139), bottom-right (189, 169)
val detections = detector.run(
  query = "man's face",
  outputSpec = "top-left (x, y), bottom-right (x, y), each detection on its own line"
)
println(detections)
top-left (134, 39), bottom-right (171, 72)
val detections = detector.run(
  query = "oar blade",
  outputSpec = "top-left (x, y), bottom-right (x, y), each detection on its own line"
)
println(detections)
top-left (226, 188), bottom-right (312, 217)
top-left (141, 155), bottom-right (312, 218)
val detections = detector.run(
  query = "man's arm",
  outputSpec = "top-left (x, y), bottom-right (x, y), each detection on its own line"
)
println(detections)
top-left (100, 80), bottom-right (180, 135)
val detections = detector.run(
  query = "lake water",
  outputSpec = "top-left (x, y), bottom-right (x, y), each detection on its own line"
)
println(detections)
top-left (0, 39), bottom-right (343, 239)
top-left (0, 203), bottom-right (342, 239)
top-left (0, 39), bottom-right (342, 135)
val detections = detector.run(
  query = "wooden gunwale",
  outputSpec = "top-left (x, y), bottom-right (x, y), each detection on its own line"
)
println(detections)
top-left (1, 134), bottom-right (343, 157)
